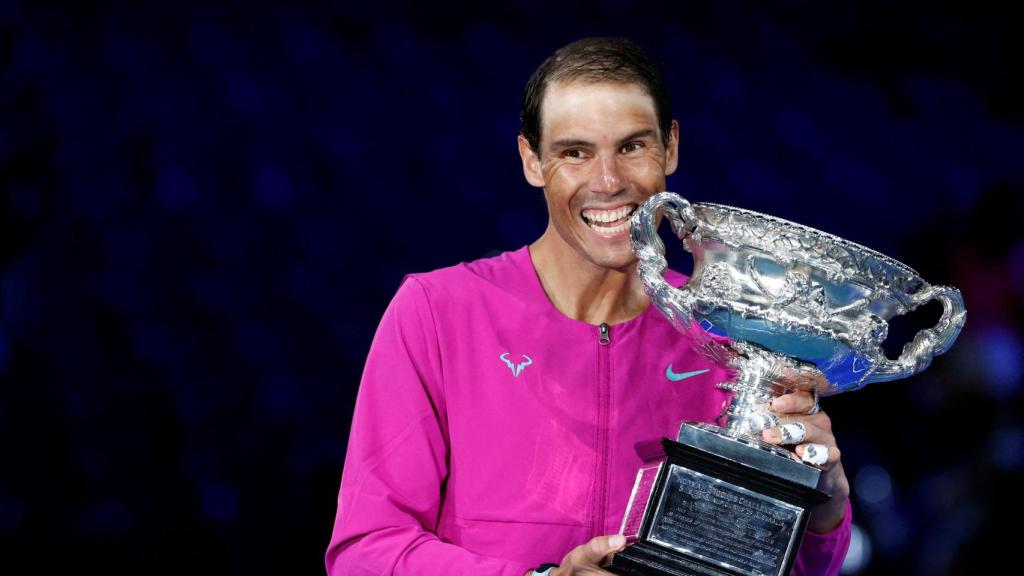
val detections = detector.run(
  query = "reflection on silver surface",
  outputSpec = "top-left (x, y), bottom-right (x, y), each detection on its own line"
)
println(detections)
top-left (620, 462), bottom-right (663, 540)
top-left (648, 464), bottom-right (802, 576)
top-left (632, 192), bottom-right (966, 444)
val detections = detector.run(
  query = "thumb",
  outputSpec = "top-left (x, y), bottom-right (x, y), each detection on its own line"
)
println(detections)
top-left (582, 534), bottom-right (627, 563)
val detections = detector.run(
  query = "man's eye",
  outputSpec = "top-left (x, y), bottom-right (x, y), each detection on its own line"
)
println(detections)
top-left (563, 149), bottom-right (587, 160)
top-left (622, 142), bottom-right (644, 153)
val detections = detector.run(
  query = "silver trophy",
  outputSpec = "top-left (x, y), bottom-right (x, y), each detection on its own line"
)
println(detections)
top-left (610, 192), bottom-right (966, 576)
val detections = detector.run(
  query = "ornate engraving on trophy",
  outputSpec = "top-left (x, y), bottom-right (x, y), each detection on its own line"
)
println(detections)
top-left (697, 262), bottom-right (740, 301)
top-left (633, 192), bottom-right (966, 399)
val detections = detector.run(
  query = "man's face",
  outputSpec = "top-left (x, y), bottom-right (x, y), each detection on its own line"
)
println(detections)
top-left (519, 81), bottom-right (679, 271)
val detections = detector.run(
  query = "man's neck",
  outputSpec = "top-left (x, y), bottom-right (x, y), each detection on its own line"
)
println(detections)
top-left (529, 230), bottom-right (650, 326)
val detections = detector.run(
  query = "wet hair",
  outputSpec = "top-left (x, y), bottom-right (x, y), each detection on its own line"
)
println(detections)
top-left (520, 37), bottom-right (673, 153)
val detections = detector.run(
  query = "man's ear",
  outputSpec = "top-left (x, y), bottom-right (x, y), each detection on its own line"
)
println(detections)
top-left (518, 135), bottom-right (546, 188)
top-left (664, 120), bottom-right (680, 176)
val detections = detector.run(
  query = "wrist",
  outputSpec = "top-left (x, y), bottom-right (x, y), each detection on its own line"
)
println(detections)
top-left (808, 493), bottom-right (848, 533)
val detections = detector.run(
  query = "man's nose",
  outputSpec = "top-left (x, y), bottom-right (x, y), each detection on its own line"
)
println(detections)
top-left (592, 154), bottom-right (626, 194)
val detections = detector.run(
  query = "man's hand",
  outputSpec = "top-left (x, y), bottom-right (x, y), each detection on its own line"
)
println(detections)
top-left (548, 534), bottom-right (626, 575)
top-left (761, 385), bottom-right (850, 534)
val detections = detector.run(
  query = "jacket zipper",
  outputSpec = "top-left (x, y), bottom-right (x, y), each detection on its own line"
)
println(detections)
top-left (595, 322), bottom-right (611, 537)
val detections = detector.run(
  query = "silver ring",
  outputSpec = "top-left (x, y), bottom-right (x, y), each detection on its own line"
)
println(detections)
top-left (805, 390), bottom-right (821, 415)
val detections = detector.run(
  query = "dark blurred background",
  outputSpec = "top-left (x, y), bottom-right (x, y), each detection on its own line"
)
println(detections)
top-left (1, 1), bottom-right (1021, 574)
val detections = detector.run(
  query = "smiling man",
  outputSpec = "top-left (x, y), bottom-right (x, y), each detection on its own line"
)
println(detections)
top-left (326, 38), bottom-right (851, 576)
top-left (521, 78), bottom-right (677, 326)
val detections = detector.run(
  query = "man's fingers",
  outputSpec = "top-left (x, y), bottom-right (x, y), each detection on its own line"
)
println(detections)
top-left (769, 390), bottom-right (817, 414)
top-left (796, 443), bottom-right (841, 467)
top-left (762, 412), bottom-right (832, 444)
top-left (559, 534), bottom-right (627, 574)
top-left (589, 534), bottom-right (625, 557)
top-left (778, 422), bottom-right (807, 444)
top-left (579, 534), bottom-right (626, 564)
top-left (778, 365), bottom-right (829, 390)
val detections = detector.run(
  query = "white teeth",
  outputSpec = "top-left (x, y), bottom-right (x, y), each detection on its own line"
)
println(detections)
top-left (581, 204), bottom-right (638, 236)
top-left (582, 204), bottom-right (636, 225)
top-left (585, 218), bottom-right (632, 235)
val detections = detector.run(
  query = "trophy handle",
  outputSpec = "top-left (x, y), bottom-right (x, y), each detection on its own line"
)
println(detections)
top-left (631, 192), bottom-right (700, 326)
top-left (869, 285), bottom-right (966, 383)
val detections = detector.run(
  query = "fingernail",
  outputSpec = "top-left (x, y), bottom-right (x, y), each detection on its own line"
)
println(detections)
top-left (762, 428), bottom-right (781, 443)
top-left (609, 534), bottom-right (625, 549)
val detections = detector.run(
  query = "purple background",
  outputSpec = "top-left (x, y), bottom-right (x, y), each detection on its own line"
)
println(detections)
top-left (2, 2), bottom-right (1021, 574)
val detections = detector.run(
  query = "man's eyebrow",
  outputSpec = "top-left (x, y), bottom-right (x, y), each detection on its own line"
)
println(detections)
top-left (548, 128), bottom-right (659, 150)
top-left (618, 129), bottom-right (658, 144)
top-left (549, 130), bottom-right (659, 151)
top-left (550, 138), bottom-right (593, 149)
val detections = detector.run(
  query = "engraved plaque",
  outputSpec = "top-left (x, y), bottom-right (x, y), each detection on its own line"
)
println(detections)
top-left (610, 429), bottom-right (828, 575)
top-left (648, 465), bottom-right (802, 576)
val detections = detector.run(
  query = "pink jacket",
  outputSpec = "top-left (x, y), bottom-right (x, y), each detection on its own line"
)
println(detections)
top-left (326, 247), bottom-right (851, 575)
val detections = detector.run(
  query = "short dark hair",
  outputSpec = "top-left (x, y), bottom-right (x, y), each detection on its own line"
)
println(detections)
top-left (520, 37), bottom-right (673, 153)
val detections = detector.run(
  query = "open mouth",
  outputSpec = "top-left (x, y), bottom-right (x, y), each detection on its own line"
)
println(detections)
top-left (581, 204), bottom-right (638, 235)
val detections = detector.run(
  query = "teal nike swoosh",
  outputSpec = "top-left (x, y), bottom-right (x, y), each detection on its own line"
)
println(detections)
top-left (665, 365), bottom-right (710, 382)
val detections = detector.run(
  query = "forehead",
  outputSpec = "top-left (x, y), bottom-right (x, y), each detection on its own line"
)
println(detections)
top-left (540, 81), bottom-right (659, 144)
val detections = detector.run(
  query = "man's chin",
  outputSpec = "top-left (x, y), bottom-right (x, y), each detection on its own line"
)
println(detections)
top-left (585, 249), bottom-right (638, 272)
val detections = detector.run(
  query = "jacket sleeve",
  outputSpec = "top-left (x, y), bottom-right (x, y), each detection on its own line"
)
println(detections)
top-left (325, 277), bottom-right (534, 576)
top-left (792, 498), bottom-right (853, 575)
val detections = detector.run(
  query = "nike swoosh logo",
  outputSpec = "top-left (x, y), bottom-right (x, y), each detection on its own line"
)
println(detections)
top-left (665, 365), bottom-right (710, 382)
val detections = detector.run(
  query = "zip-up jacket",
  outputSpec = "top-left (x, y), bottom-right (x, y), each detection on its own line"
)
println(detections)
top-left (326, 247), bottom-right (851, 575)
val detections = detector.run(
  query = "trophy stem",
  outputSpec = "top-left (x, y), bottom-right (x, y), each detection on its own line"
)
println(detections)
top-left (720, 390), bottom-right (777, 438)
top-left (716, 341), bottom-right (812, 454)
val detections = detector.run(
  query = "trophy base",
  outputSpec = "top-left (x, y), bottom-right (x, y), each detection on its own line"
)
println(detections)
top-left (610, 424), bottom-right (829, 576)
top-left (612, 541), bottom-right (726, 576)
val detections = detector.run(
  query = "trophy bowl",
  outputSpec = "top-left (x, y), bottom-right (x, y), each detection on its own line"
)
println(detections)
top-left (610, 192), bottom-right (966, 576)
